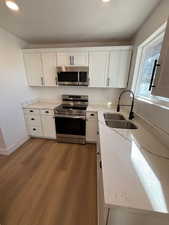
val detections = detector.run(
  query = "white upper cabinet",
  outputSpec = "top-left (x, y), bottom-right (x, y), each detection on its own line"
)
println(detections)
top-left (23, 52), bottom-right (57, 87)
top-left (23, 46), bottom-right (132, 88)
top-left (89, 51), bottom-right (109, 87)
top-left (57, 52), bottom-right (88, 66)
top-left (23, 53), bottom-right (43, 86)
top-left (42, 53), bottom-right (57, 86)
top-left (108, 49), bottom-right (132, 88)
top-left (152, 20), bottom-right (169, 98)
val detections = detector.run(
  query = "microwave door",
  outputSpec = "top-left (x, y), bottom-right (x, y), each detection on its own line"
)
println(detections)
top-left (78, 72), bottom-right (89, 86)
top-left (57, 72), bottom-right (79, 86)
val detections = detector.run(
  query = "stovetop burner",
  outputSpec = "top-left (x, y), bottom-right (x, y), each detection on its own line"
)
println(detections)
top-left (54, 95), bottom-right (88, 116)
top-left (54, 104), bottom-right (87, 116)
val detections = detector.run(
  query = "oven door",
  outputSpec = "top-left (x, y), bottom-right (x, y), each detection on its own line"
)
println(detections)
top-left (57, 72), bottom-right (79, 86)
top-left (55, 114), bottom-right (86, 143)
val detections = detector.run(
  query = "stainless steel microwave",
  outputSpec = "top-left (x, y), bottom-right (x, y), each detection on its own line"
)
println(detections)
top-left (56, 66), bottom-right (89, 86)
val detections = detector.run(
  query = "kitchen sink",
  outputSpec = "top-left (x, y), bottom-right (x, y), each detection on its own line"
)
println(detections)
top-left (104, 113), bottom-right (126, 121)
top-left (105, 120), bottom-right (138, 129)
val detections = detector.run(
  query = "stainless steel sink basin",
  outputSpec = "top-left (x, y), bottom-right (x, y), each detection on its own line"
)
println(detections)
top-left (104, 113), bottom-right (126, 121)
top-left (105, 120), bottom-right (138, 129)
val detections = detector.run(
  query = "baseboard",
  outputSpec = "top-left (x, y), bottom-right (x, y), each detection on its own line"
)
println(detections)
top-left (0, 136), bottom-right (30, 156)
top-left (0, 147), bottom-right (8, 155)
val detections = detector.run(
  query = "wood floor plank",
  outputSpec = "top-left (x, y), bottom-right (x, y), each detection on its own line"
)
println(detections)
top-left (0, 138), bottom-right (97, 225)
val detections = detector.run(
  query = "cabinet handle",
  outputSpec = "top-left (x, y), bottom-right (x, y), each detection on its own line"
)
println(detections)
top-left (69, 56), bottom-right (75, 65)
top-left (55, 76), bottom-right (58, 84)
top-left (31, 118), bottom-right (35, 120)
top-left (41, 77), bottom-right (44, 86)
top-left (45, 111), bottom-right (49, 113)
top-left (33, 128), bottom-right (36, 131)
top-left (30, 110), bottom-right (34, 112)
top-left (99, 161), bottom-right (102, 169)
top-left (70, 56), bottom-right (73, 65)
top-left (90, 113), bottom-right (94, 116)
top-left (107, 77), bottom-right (110, 87)
top-left (149, 59), bottom-right (160, 91)
top-left (106, 208), bottom-right (110, 225)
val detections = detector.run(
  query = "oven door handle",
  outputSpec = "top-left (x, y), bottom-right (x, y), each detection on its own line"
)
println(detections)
top-left (54, 114), bottom-right (86, 120)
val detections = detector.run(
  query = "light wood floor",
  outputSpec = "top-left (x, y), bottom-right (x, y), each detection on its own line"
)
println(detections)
top-left (0, 138), bottom-right (97, 225)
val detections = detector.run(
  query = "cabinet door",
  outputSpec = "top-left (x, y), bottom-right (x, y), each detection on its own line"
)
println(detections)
top-left (73, 52), bottom-right (88, 66)
top-left (89, 52), bottom-right (109, 87)
top-left (108, 49), bottom-right (131, 88)
top-left (57, 52), bottom-right (88, 66)
top-left (86, 112), bottom-right (98, 142)
top-left (23, 53), bottom-right (43, 86)
top-left (42, 53), bottom-right (57, 86)
top-left (152, 20), bottom-right (169, 98)
top-left (41, 115), bottom-right (56, 139)
top-left (97, 155), bottom-right (108, 225)
top-left (57, 53), bottom-right (70, 66)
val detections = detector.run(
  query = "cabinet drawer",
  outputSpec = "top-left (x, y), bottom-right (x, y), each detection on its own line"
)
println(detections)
top-left (86, 111), bottom-right (98, 119)
top-left (27, 125), bottom-right (43, 137)
top-left (40, 109), bottom-right (54, 116)
top-left (25, 114), bottom-right (41, 126)
top-left (24, 108), bottom-right (40, 115)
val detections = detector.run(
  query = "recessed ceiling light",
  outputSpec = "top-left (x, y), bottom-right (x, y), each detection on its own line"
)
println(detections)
top-left (5, 0), bottom-right (19, 11)
top-left (102, 0), bottom-right (111, 2)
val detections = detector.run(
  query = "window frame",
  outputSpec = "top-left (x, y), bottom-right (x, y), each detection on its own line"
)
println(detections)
top-left (132, 23), bottom-right (167, 106)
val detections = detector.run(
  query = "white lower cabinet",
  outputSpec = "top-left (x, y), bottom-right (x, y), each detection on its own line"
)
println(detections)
top-left (86, 112), bottom-right (98, 143)
top-left (41, 115), bottom-right (56, 139)
top-left (24, 111), bottom-right (43, 137)
top-left (24, 108), bottom-right (56, 139)
top-left (27, 125), bottom-right (43, 137)
top-left (97, 155), bottom-right (108, 225)
top-left (25, 114), bottom-right (42, 127)
top-left (97, 136), bottom-right (109, 225)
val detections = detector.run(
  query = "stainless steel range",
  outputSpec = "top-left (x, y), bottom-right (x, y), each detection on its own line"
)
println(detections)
top-left (54, 95), bottom-right (88, 144)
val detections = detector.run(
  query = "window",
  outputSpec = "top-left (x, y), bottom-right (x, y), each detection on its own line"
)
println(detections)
top-left (136, 38), bottom-right (163, 98)
top-left (132, 23), bottom-right (169, 105)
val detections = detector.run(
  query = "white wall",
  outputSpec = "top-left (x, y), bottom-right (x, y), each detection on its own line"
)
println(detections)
top-left (32, 87), bottom-right (123, 106)
top-left (129, 0), bottom-right (169, 87)
top-left (0, 27), bottom-right (37, 155)
top-left (128, 0), bottom-right (169, 138)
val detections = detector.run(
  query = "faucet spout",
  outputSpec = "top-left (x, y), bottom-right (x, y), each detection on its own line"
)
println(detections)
top-left (117, 89), bottom-right (135, 120)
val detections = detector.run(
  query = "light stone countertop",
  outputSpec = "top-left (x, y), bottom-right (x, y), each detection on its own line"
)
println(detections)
top-left (23, 101), bottom-right (61, 110)
top-left (23, 102), bottom-right (169, 214)
top-left (94, 106), bottom-right (169, 215)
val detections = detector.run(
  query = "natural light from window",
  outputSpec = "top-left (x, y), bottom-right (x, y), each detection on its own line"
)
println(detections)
top-left (134, 26), bottom-right (169, 104)
top-left (131, 141), bottom-right (168, 213)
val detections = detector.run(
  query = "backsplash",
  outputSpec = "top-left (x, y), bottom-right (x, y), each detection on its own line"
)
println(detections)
top-left (30, 87), bottom-right (125, 106)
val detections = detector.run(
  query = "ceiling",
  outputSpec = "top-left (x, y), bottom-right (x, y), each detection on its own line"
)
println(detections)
top-left (0, 0), bottom-right (161, 44)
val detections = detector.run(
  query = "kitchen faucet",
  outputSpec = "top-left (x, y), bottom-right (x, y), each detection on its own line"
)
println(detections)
top-left (117, 89), bottom-right (135, 120)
